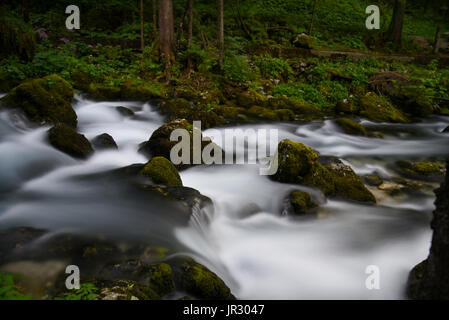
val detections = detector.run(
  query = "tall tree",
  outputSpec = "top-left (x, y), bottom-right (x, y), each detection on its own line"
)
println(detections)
top-left (385, 0), bottom-right (406, 47)
top-left (153, 0), bottom-right (158, 41)
top-left (140, 0), bottom-right (145, 51)
top-left (187, 0), bottom-right (194, 77)
top-left (218, 0), bottom-right (224, 68)
top-left (159, 0), bottom-right (175, 82)
top-left (308, 0), bottom-right (318, 35)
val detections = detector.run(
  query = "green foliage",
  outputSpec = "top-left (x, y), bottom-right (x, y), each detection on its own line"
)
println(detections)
top-left (0, 272), bottom-right (33, 300)
top-left (274, 82), bottom-right (328, 107)
top-left (56, 283), bottom-right (100, 300)
top-left (223, 54), bottom-right (254, 83)
top-left (256, 55), bottom-right (293, 80)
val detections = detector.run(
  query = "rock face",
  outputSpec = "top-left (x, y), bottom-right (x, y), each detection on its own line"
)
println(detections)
top-left (91, 133), bottom-right (118, 150)
top-left (48, 123), bottom-right (94, 159)
top-left (0, 75), bottom-right (77, 127)
top-left (408, 163), bottom-right (449, 299)
top-left (282, 191), bottom-right (317, 215)
top-left (272, 140), bottom-right (376, 203)
top-left (140, 156), bottom-right (183, 187)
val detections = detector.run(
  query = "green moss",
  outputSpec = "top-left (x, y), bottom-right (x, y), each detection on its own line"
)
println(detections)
top-left (141, 157), bottom-right (183, 186)
top-left (0, 15), bottom-right (36, 62)
top-left (398, 161), bottom-right (444, 177)
top-left (88, 84), bottom-right (122, 100)
top-left (1, 75), bottom-right (77, 127)
top-left (147, 263), bottom-right (174, 296)
top-left (335, 99), bottom-right (358, 114)
top-left (326, 163), bottom-right (376, 203)
top-left (270, 96), bottom-right (321, 119)
top-left (286, 191), bottom-right (317, 215)
top-left (121, 82), bottom-right (163, 100)
top-left (48, 123), bottom-right (94, 159)
top-left (364, 174), bottom-right (383, 187)
top-left (335, 118), bottom-right (369, 136)
top-left (178, 258), bottom-right (234, 300)
top-left (237, 90), bottom-right (266, 108)
top-left (247, 106), bottom-right (279, 121)
top-left (358, 92), bottom-right (409, 123)
top-left (388, 85), bottom-right (435, 117)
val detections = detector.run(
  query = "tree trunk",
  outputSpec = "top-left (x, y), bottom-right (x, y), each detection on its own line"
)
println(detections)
top-left (140, 0), bottom-right (145, 51)
top-left (153, 0), bottom-right (158, 41)
top-left (433, 26), bottom-right (441, 54)
top-left (308, 0), bottom-right (318, 35)
top-left (187, 0), bottom-right (194, 77)
top-left (385, 0), bottom-right (406, 47)
top-left (159, 0), bottom-right (175, 82)
top-left (218, 0), bottom-right (224, 69)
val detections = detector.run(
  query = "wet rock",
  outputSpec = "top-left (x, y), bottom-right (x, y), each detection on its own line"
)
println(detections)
top-left (364, 174), bottom-right (383, 187)
top-left (273, 140), bottom-right (376, 203)
top-left (408, 163), bottom-right (449, 299)
top-left (170, 257), bottom-right (235, 300)
top-left (396, 160), bottom-right (445, 182)
top-left (335, 118), bottom-right (370, 136)
top-left (0, 75), bottom-right (77, 127)
top-left (99, 280), bottom-right (159, 300)
top-left (358, 92), bottom-right (408, 123)
top-left (282, 190), bottom-right (317, 215)
top-left (48, 123), bottom-right (94, 159)
top-left (138, 119), bottom-right (223, 170)
top-left (443, 126), bottom-right (449, 133)
top-left (91, 133), bottom-right (118, 150)
top-left (293, 33), bottom-right (313, 49)
top-left (140, 157), bottom-right (183, 187)
top-left (270, 96), bottom-right (321, 119)
top-left (115, 106), bottom-right (135, 117)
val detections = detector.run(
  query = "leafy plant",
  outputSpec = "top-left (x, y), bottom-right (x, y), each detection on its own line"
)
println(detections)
top-left (55, 283), bottom-right (100, 301)
top-left (0, 272), bottom-right (33, 300)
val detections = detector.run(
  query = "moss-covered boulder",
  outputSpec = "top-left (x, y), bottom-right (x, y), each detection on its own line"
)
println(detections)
top-left (0, 15), bottom-right (36, 62)
top-left (396, 160), bottom-right (445, 181)
top-left (237, 90), bottom-right (266, 108)
top-left (173, 258), bottom-right (235, 300)
top-left (140, 157), bottom-right (183, 187)
top-left (325, 163), bottom-right (377, 203)
top-left (0, 75), bottom-right (77, 127)
top-left (358, 92), bottom-right (408, 123)
top-left (139, 119), bottom-right (223, 170)
top-left (273, 140), bottom-right (376, 203)
top-left (335, 118), bottom-right (370, 136)
top-left (91, 133), bottom-right (118, 150)
top-left (272, 140), bottom-right (335, 195)
top-left (336, 99), bottom-right (358, 114)
top-left (293, 33), bottom-right (314, 49)
top-left (48, 123), bottom-right (94, 159)
top-left (270, 96), bottom-right (321, 119)
top-left (282, 190), bottom-right (317, 215)
top-left (364, 174), bottom-right (383, 187)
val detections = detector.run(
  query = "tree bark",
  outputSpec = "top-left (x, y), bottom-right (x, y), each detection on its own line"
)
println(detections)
top-left (308, 0), bottom-right (318, 36)
top-left (218, 0), bottom-right (224, 69)
top-left (140, 0), bottom-right (145, 51)
top-left (433, 25), bottom-right (441, 54)
top-left (153, 0), bottom-right (158, 41)
top-left (159, 0), bottom-right (175, 82)
top-left (385, 0), bottom-right (406, 47)
top-left (187, 0), bottom-right (194, 77)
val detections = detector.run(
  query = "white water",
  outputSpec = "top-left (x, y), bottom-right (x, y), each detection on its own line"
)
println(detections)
top-left (1, 94), bottom-right (449, 299)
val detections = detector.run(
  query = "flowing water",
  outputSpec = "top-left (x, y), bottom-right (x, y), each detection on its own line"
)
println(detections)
top-left (1, 94), bottom-right (448, 299)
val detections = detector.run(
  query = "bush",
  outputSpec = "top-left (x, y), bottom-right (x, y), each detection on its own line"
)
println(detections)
top-left (223, 54), bottom-right (254, 83)
top-left (256, 55), bottom-right (293, 80)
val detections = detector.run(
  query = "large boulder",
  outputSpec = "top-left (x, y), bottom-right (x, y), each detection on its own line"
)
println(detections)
top-left (396, 160), bottom-right (445, 182)
top-left (335, 118), bottom-right (370, 137)
top-left (408, 163), bottom-right (449, 299)
top-left (272, 140), bottom-right (376, 203)
top-left (0, 75), bottom-right (77, 127)
top-left (358, 92), bottom-right (408, 123)
top-left (48, 123), bottom-right (93, 159)
top-left (139, 119), bottom-right (223, 170)
top-left (140, 157), bottom-right (183, 187)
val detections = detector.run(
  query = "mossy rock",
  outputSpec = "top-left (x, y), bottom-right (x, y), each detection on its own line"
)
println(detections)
top-left (133, 263), bottom-right (175, 296)
top-left (1, 75), bottom-right (77, 127)
top-left (213, 104), bottom-right (248, 123)
top-left (115, 106), bottom-right (135, 117)
top-left (88, 84), bottom-right (122, 100)
top-left (293, 33), bottom-right (314, 49)
top-left (336, 99), bottom-right (359, 114)
top-left (139, 119), bottom-right (223, 170)
top-left (173, 258), bottom-right (235, 300)
top-left (247, 105), bottom-right (279, 121)
top-left (407, 260), bottom-right (428, 300)
top-left (396, 160), bottom-right (445, 181)
top-left (335, 118), bottom-right (369, 136)
top-left (120, 82), bottom-right (163, 100)
top-left (48, 123), bottom-right (94, 159)
top-left (237, 90), bottom-right (266, 108)
top-left (98, 279), bottom-right (160, 300)
top-left (358, 92), bottom-right (408, 123)
top-left (270, 96), bottom-right (321, 119)
top-left (389, 86), bottom-right (434, 117)
top-left (91, 133), bottom-right (118, 150)
top-left (282, 190), bottom-right (317, 215)
top-left (364, 174), bottom-right (383, 187)
top-left (140, 157), bottom-right (183, 187)
top-left (0, 15), bottom-right (36, 62)
top-left (326, 163), bottom-right (376, 203)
